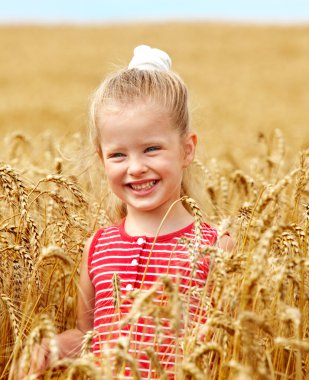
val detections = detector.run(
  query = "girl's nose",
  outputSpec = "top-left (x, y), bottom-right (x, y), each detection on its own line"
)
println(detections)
top-left (127, 157), bottom-right (147, 176)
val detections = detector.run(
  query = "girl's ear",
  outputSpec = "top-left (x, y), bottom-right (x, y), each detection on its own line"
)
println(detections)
top-left (183, 132), bottom-right (197, 167)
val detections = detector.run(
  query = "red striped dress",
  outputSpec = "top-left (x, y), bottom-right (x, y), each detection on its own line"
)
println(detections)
top-left (88, 219), bottom-right (217, 379)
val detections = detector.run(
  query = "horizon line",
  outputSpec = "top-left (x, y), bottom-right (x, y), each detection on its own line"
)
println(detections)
top-left (0, 16), bottom-right (309, 27)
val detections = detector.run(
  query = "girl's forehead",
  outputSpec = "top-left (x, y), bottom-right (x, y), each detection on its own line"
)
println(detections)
top-left (98, 100), bottom-right (169, 119)
top-left (97, 101), bottom-right (175, 133)
top-left (96, 102), bottom-right (183, 146)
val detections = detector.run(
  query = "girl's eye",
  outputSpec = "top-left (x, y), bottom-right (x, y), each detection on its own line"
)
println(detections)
top-left (108, 152), bottom-right (125, 159)
top-left (145, 146), bottom-right (160, 153)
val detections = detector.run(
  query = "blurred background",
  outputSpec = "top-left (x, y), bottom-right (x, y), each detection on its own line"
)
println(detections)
top-left (0, 0), bottom-right (308, 163)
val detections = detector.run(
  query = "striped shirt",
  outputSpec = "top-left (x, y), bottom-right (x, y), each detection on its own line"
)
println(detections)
top-left (88, 219), bottom-right (217, 379)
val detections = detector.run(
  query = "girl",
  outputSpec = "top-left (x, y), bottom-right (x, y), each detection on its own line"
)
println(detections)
top-left (23, 45), bottom-right (233, 379)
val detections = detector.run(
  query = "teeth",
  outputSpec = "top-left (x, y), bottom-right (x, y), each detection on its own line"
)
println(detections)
top-left (131, 180), bottom-right (156, 191)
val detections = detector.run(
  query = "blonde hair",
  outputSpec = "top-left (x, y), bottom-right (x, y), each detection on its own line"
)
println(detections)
top-left (89, 67), bottom-right (199, 223)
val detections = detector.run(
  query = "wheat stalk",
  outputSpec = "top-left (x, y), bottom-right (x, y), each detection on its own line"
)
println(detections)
top-left (0, 293), bottom-right (20, 341)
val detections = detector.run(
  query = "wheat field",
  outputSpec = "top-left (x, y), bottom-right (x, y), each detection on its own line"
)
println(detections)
top-left (0, 23), bottom-right (308, 379)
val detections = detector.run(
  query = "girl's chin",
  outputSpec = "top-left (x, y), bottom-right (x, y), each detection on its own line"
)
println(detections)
top-left (126, 197), bottom-right (182, 215)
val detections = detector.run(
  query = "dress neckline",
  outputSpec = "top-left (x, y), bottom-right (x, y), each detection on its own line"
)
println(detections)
top-left (118, 218), bottom-right (195, 243)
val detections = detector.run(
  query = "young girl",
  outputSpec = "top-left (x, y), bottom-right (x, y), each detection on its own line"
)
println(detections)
top-left (23, 45), bottom-right (233, 379)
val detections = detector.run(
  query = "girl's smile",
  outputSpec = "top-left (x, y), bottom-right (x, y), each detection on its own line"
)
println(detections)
top-left (97, 101), bottom-right (196, 219)
top-left (127, 179), bottom-right (158, 192)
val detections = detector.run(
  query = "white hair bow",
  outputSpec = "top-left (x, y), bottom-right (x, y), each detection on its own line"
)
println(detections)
top-left (128, 45), bottom-right (172, 72)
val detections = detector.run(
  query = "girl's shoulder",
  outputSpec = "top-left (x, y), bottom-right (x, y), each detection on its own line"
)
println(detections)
top-left (200, 221), bottom-right (218, 234)
top-left (89, 224), bottom-right (121, 249)
top-left (193, 222), bottom-right (233, 251)
top-left (200, 222), bottom-right (218, 246)
top-left (87, 224), bottom-right (123, 269)
top-left (181, 222), bottom-right (218, 246)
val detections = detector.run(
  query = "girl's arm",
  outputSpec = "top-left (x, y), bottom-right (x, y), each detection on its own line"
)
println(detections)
top-left (55, 236), bottom-right (95, 358)
top-left (19, 238), bottom-right (95, 377)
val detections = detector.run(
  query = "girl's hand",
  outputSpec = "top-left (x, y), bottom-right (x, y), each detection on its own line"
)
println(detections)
top-left (17, 338), bottom-right (51, 379)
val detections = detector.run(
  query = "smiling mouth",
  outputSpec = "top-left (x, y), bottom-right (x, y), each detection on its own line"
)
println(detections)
top-left (129, 180), bottom-right (158, 191)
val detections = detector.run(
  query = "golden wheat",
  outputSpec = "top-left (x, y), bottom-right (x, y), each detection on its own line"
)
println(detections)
top-left (0, 129), bottom-right (307, 379)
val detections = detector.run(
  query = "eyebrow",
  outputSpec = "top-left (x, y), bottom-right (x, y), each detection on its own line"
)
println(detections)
top-left (103, 139), bottom-right (165, 150)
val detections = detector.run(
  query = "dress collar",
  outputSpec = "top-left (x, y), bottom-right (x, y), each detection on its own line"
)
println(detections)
top-left (118, 218), bottom-right (195, 243)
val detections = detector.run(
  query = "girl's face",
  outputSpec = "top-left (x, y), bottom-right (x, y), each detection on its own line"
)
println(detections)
top-left (97, 102), bottom-right (196, 217)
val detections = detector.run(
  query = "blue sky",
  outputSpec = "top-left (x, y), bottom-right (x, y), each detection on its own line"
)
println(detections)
top-left (1, 0), bottom-right (309, 24)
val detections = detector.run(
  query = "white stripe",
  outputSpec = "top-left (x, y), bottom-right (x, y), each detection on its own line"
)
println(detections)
top-left (92, 266), bottom-right (196, 278)
top-left (93, 339), bottom-right (183, 357)
top-left (94, 278), bottom-right (205, 296)
top-left (94, 328), bottom-right (179, 340)
top-left (96, 230), bottom-right (116, 236)
top-left (92, 254), bottom-right (140, 263)
top-left (91, 252), bottom-right (209, 263)
top-left (92, 247), bottom-right (191, 257)
top-left (92, 269), bottom-right (207, 282)
top-left (96, 240), bottom-right (187, 248)
top-left (93, 317), bottom-right (185, 330)
top-left (94, 238), bottom-right (213, 249)
top-left (94, 295), bottom-right (114, 302)
top-left (94, 303), bottom-right (206, 317)
top-left (91, 256), bottom-right (191, 267)
top-left (94, 306), bottom-right (185, 322)
top-left (91, 262), bottom-right (206, 274)
top-left (94, 280), bottom-right (204, 294)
